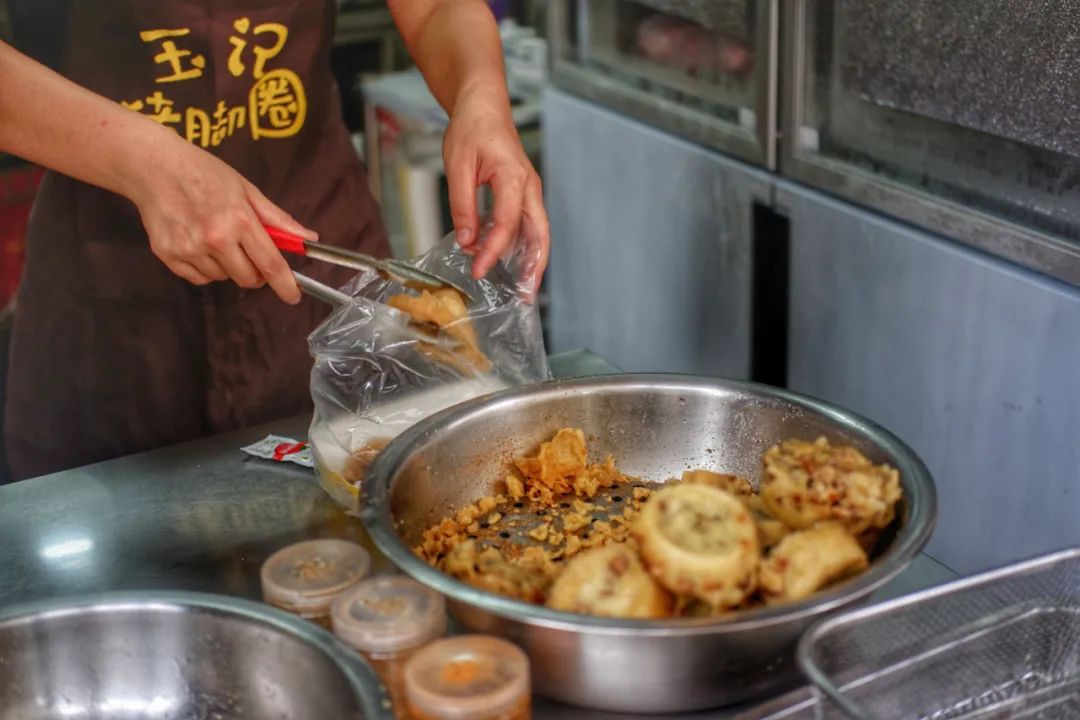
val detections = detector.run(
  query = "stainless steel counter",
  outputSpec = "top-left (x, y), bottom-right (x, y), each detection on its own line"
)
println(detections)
top-left (0, 348), bottom-right (957, 719)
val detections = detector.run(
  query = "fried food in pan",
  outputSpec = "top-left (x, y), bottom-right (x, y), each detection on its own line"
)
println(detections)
top-left (759, 523), bottom-right (869, 604)
top-left (513, 428), bottom-right (627, 505)
top-left (514, 427), bottom-right (588, 497)
top-left (441, 540), bottom-right (553, 604)
top-left (547, 544), bottom-right (672, 619)
top-left (633, 484), bottom-right (760, 609)
top-left (760, 437), bottom-right (901, 535)
top-left (743, 494), bottom-right (790, 550)
top-left (680, 469), bottom-right (754, 497)
top-left (416, 429), bottom-right (903, 619)
top-left (680, 469), bottom-right (787, 549)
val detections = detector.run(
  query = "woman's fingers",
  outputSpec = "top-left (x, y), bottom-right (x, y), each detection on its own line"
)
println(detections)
top-left (239, 222), bottom-right (301, 304)
top-left (446, 152), bottom-right (480, 249)
top-left (518, 175), bottom-right (550, 299)
top-left (190, 256), bottom-right (229, 282)
top-left (474, 169), bottom-right (525, 279)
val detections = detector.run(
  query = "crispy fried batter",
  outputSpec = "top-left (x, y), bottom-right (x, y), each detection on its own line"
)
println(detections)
top-left (750, 498), bottom-right (790, 549)
top-left (387, 289), bottom-right (492, 374)
top-left (633, 484), bottom-right (761, 609)
top-left (681, 469), bottom-right (754, 497)
top-left (515, 428), bottom-right (588, 497)
top-left (761, 437), bottom-right (902, 535)
top-left (759, 523), bottom-right (869, 603)
top-left (505, 475), bottom-right (525, 500)
top-left (415, 430), bottom-right (902, 619)
top-left (441, 541), bottom-right (553, 604)
top-left (547, 544), bottom-right (672, 619)
top-left (513, 429), bottom-right (633, 507)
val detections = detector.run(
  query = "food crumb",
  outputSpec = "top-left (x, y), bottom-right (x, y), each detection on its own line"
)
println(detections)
top-left (505, 475), bottom-right (525, 500)
top-left (562, 512), bottom-right (590, 534)
top-left (572, 498), bottom-right (594, 515)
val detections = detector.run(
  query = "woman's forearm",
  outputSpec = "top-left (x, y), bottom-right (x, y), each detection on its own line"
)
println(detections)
top-left (387, 0), bottom-right (509, 114)
top-left (0, 40), bottom-right (307, 302)
top-left (0, 40), bottom-right (172, 204)
top-left (387, 0), bottom-right (549, 290)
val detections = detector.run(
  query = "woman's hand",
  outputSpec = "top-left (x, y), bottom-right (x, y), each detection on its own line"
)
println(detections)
top-left (443, 84), bottom-right (550, 296)
top-left (128, 132), bottom-right (314, 304)
top-left (0, 41), bottom-right (311, 304)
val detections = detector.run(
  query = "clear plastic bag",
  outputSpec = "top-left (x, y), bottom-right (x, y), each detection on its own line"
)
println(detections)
top-left (307, 228), bottom-right (550, 511)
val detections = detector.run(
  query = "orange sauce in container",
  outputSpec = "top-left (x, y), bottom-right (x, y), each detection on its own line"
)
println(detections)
top-left (260, 539), bottom-right (371, 628)
top-left (403, 635), bottom-right (531, 720)
top-left (331, 577), bottom-right (448, 719)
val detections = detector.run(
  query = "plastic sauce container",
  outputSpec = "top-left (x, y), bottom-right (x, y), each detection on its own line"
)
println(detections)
top-left (331, 577), bottom-right (448, 718)
top-left (403, 635), bottom-right (531, 720)
top-left (260, 539), bottom-right (371, 628)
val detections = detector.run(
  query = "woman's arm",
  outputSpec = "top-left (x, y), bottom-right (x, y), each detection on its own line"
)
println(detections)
top-left (388, 0), bottom-right (549, 290)
top-left (0, 40), bottom-right (309, 303)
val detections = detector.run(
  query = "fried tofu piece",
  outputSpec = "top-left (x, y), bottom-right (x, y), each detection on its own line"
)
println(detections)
top-left (743, 494), bottom-right (790, 550)
top-left (633, 484), bottom-right (760, 609)
top-left (761, 437), bottom-right (902, 536)
top-left (387, 289), bottom-right (491, 374)
top-left (547, 544), bottom-right (672, 619)
top-left (759, 523), bottom-right (869, 604)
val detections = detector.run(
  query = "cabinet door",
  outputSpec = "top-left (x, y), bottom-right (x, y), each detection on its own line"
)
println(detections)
top-left (781, 181), bottom-right (1080, 575)
top-left (542, 89), bottom-right (769, 377)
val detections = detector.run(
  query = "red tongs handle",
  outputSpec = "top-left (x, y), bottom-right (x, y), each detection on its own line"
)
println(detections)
top-left (264, 225), bottom-right (308, 255)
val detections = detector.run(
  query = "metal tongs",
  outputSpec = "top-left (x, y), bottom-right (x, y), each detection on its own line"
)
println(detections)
top-left (291, 271), bottom-right (461, 352)
top-left (273, 228), bottom-right (462, 352)
top-left (264, 225), bottom-right (473, 300)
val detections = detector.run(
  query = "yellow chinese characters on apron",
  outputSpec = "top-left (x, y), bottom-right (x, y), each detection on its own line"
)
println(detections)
top-left (5, 0), bottom-right (388, 480)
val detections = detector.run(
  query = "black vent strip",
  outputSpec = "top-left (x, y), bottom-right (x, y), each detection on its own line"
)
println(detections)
top-left (750, 203), bottom-right (789, 388)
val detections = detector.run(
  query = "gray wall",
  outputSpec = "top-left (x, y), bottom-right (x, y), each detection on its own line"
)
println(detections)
top-left (542, 89), bottom-right (769, 378)
top-left (781, 182), bottom-right (1080, 575)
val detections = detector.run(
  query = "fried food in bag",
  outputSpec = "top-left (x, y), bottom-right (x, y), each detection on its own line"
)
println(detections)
top-left (307, 229), bottom-right (548, 511)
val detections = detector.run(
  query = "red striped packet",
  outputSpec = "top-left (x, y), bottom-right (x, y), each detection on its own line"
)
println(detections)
top-left (241, 435), bottom-right (314, 468)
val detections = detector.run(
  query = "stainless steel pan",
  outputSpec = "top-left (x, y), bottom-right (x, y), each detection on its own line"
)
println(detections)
top-left (361, 375), bottom-right (937, 713)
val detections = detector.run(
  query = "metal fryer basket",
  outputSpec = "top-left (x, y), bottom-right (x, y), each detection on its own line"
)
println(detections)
top-left (797, 547), bottom-right (1080, 719)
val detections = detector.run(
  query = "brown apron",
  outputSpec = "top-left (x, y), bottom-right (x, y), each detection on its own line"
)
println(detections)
top-left (5, 0), bottom-right (388, 480)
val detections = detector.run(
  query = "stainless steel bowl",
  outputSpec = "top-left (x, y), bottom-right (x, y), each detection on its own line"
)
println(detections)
top-left (0, 591), bottom-right (393, 720)
top-left (361, 375), bottom-right (937, 714)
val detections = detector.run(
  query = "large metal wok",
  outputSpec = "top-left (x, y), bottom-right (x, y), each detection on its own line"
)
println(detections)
top-left (361, 375), bottom-right (937, 714)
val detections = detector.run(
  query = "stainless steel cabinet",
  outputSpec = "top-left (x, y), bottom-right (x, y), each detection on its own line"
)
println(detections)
top-left (780, 181), bottom-right (1080, 575)
top-left (781, 0), bottom-right (1080, 286)
top-left (543, 88), bottom-right (770, 377)
top-left (549, 0), bottom-right (778, 167)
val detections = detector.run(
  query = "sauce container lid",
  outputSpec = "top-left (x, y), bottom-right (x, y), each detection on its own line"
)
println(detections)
top-left (331, 576), bottom-right (447, 654)
top-left (403, 635), bottom-right (530, 719)
top-left (260, 539), bottom-right (371, 615)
